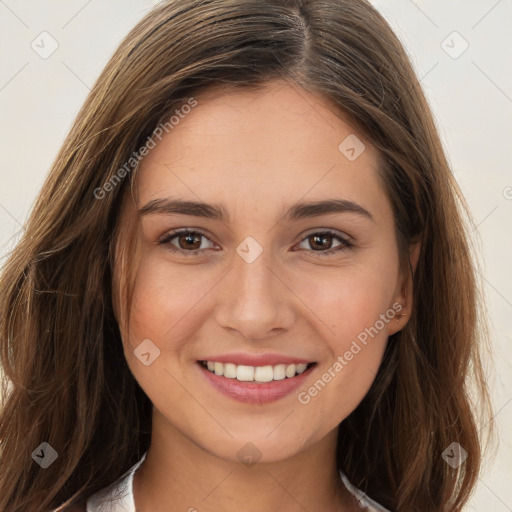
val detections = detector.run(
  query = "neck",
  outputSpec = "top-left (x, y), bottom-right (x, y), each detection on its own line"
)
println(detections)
top-left (133, 409), bottom-right (356, 511)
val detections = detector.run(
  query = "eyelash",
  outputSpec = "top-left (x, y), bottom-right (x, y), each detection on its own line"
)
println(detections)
top-left (157, 229), bottom-right (354, 257)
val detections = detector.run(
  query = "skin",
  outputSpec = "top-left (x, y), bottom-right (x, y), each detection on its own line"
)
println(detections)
top-left (112, 79), bottom-right (417, 511)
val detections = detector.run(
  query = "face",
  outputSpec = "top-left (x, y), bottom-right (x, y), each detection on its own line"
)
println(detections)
top-left (113, 80), bottom-right (410, 463)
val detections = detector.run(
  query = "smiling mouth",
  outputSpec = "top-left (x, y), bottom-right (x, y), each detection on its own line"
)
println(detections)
top-left (199, 360), bottom-right (316, 383)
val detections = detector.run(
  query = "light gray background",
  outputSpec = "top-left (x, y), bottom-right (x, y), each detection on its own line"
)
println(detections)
top-left (0, 1), bottom-right (511, 510)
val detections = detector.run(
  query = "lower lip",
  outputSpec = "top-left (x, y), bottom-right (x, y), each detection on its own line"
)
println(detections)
top-left (197, 362), bottom-right (316, 404)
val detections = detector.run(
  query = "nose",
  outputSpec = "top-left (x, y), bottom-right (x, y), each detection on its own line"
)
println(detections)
top-left (213, 244), bottom-right (295, 341)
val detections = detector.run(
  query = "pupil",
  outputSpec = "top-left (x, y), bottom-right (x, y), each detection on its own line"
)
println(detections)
top-left (312, 235), bottom-right (330, 250)
top-left (182, 234), bottom-right (200, 249)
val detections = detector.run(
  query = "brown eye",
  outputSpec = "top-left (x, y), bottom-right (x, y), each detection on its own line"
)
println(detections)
top-left (176, 232), bottom-right (202, 250)
top-left (296, 230), bottom-right (352, 256)
top-left (159, 229), bottom-right (215, 255)
top-left (309, 234), bottom-right (335, 250)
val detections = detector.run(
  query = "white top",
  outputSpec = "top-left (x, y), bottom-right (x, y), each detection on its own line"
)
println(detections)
top-left (86, 452), bottom-right (390, 511)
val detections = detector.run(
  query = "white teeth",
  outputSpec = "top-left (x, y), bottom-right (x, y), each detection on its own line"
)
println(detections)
top-left (285, 364), bottom-right (296, 378)
top-left (296, 363), bottom-right (308, 374)
top-left (202, 361), bottom-right (312, 382)
top-left (236, 365), bottom-right (254, 381)
top-left (214, 362), bottom-right (224, 376)
top-left (254, 365), bottom-right (274, 383)
top-left (273, 364), bottom-right (286, 380)
top-left (224, 363), bottom-right (237, 379)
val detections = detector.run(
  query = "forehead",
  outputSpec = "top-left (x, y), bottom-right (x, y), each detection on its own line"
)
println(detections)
top-left (133, 80), bottom-right (389, 223)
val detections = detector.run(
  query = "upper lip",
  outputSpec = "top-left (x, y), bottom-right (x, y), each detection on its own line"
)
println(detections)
top-left (198, 352), bottom-right (315, 367)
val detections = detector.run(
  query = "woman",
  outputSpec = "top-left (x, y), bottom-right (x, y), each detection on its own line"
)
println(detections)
top-left (0, 1), bottom-right (494, 510)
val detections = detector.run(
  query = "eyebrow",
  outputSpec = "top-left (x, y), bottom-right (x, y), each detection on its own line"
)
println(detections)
top-left (138, 197), bottom-right (375, 223)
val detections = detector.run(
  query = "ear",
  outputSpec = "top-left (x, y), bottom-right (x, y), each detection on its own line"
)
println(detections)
top-left (387, 241), bottom-right (421, 335)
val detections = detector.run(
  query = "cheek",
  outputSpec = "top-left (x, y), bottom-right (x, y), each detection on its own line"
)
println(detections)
top-left (293, 254), bottom-right (399, 415)
top-left (294, 267), bottom-right (396, 419)
top-left (121, 252), bottom-right (213, 352)
top-left (293, 261), bottom-right (399, 350)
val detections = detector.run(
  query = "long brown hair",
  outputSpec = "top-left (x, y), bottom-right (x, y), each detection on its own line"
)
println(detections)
top-left (0, 1), bottom-right (494, 510)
